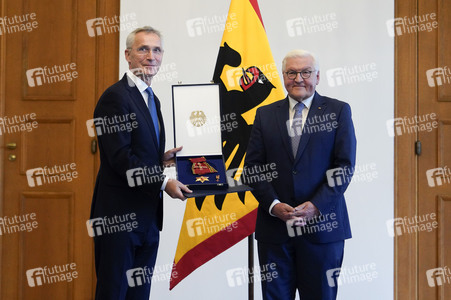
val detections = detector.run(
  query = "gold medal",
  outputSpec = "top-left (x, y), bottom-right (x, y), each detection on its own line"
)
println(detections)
top-left (195, 176), bottom-right (210, 183)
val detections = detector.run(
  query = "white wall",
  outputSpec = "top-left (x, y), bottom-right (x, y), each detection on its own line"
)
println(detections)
top-left (119, 1), bottom-right (394, 299)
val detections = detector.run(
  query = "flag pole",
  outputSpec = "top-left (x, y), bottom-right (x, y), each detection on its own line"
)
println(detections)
top-left (248, 233), bottom-right (254, 300)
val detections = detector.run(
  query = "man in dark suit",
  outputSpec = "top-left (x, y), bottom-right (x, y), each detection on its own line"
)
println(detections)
top-left (89, 26), bottom-right (191, 300)
top-left (244, 49), bottom-right (356, 300)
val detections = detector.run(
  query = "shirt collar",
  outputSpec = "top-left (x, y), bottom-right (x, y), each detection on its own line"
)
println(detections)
top-left (126, 70), bottom-right (149, 93)
top-left (288, 93), bottom-right (315, 112)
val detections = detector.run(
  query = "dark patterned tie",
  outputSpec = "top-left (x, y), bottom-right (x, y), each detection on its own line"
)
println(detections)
top-left (145, 87), bottom-right (159, 146)
top-left (291, 102), bottom-right (305, 157)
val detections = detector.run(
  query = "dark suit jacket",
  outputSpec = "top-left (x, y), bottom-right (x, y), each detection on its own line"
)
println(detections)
top-left (245, 92), bottom-right (356, 244)
top-left (90, 74), bottom-right (166, 231)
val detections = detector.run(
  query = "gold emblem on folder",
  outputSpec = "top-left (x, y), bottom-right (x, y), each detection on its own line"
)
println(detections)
top-left (190, 110), bottom-right (207, 127)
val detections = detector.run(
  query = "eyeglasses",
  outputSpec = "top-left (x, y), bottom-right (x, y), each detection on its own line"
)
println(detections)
top-left (129, 46), bottom-right (164, 56)
top-left (285, 70), bottom-right (316, 80)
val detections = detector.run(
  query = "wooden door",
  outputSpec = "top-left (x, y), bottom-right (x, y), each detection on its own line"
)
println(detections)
top-left (417, 0), bottom-right (451, 298)
top-left (395, 0), bottom-right (451, 299)
top-left (0, 0), bottom-right (119, 299)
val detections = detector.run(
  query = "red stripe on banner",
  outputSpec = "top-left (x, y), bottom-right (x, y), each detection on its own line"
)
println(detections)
top-left (169, 208), bottom-right (258, 290)
top-left (249, 0), bottom-right (264, 27)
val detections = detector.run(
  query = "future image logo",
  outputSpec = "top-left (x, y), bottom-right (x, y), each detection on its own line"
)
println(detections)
top-left (0, 113), bottom-right (38, 136)
top-left (86, 213), bottom-right (138, 237)
top-left (286, 13), bottom-right (338, 37)
top-left (86, 13), bottom-right (137, 37)
top-left (26, 263), bottom-right (78, 287)
top-left (0, 213), bottom-right (38, 236)
top-left (86, 113), bottom-right (138, 137)
top-left (0, 13), bottom-right (38, 36)
top-left (125, 166), bottom-right (167, 188)
top-left (226, 263), bottom-right (278, 287)
top-left (426, 166), bottom-right (451, 187)
top-left (386, 213), bottom-right (438, 237)
top-left (26, 163), bottom-right (78, 187)
top-left (386, 14), bottom-right (438, 37)
top-left (326, 63), bottom-right (378, 87)
top-left (426, 267), bottom-right (451, 287)
top-left (386, 113), bottom-right (438, 137)
top-left (326, 263), bottom-right (378, 287)
top-left (186, 13), bottom-right (237, 37)
top-left (186, 213), bottom-right (238, 237)
top-left (286, 213), bottom-right (338, 237)
top-left (26, 63), bottom-right (78, 87)
top-left (426, 66), bottom-right (451, 87)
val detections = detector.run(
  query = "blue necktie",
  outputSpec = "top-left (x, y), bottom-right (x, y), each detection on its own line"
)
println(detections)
top-left (145, 87), bottom-right (159, 146)
top-left (291, 102), bottom-right (305, 157)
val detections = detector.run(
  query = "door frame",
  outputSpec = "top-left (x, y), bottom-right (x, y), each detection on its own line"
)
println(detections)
top-left (88, 0), bottom-right (121, 295)
top-left (394, 0), bottom-right (430, 299)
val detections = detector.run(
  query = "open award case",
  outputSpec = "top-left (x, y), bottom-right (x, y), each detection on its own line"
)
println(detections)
top-left (172, 83), bottom-right (249, 198)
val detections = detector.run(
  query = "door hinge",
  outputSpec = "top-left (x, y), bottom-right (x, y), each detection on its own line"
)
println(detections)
top-left (415, 140), bottom-right (422, 156)
top-left (91, 139), bottom-right (97, 154)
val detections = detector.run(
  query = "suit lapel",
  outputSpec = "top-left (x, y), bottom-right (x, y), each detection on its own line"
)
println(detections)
top-left (276, 97), bottom-right (295, 163)
top-left (121, 75), bottom-right (160, 149)
top-left (294, 92), bottom-right (327, 165)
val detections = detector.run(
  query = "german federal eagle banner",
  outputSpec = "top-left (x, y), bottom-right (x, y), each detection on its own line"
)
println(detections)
top-left (170, 0), bottom-right (285, 289)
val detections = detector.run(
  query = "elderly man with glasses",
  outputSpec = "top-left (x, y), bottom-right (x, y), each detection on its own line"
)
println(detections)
top-left (245, 49), bottom-right (357, 300)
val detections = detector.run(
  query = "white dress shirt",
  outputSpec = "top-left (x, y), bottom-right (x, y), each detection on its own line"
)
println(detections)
top-left (126, 70), bottom-right (168, 191)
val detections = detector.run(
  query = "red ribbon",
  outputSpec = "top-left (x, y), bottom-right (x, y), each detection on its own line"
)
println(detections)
top-left (189, 157), bottom-right (217, 175)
